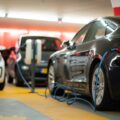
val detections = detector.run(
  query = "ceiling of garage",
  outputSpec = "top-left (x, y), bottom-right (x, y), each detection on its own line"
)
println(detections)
top-left (0, 0), bottom-right (113, 31)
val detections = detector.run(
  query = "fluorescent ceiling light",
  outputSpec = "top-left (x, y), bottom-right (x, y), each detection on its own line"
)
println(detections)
top-left (8, 11), bottom-right (58, 22)
top-left (63, 17), bottom-right (93, 24)
top-left (0, 10), bottom-right (5, 17)
top-left (0, 28), bottom-right (27, 34)
top-left (7, 11), bottom-right (93, 24)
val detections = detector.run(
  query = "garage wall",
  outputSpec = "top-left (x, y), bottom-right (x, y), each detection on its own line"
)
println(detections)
top-left (0, 30), bottom-right (76, 48)
top-left (0, 31), bottom-right (26, 47)
top-left (0, 18), bottom-right (81, 48)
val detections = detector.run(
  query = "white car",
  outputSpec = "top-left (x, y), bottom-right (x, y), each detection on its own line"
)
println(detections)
top-left (0, 45), bottom-right (15, 90)
top-left (0, 50), bottom-right (5, 90)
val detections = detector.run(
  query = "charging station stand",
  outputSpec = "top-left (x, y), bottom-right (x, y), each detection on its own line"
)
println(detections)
top-left (31, 40), bottom-right (36, 93)
top-left (24, 39), bottom-right (42, 93)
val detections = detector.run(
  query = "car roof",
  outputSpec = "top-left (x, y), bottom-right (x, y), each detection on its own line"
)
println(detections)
top-left (18, 35), bottom-right (62, 45)
top-left (20, 35), bottom-right (61, 40)
top-left (96, 16), bottom-right (120, 26)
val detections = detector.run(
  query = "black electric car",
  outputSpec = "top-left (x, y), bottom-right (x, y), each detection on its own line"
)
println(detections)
top-left (48, 16), bottom-right (120, 110)
top-left (8, 35), bottom-right (62, 86)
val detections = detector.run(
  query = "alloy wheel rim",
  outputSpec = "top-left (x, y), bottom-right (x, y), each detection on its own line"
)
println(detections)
top-left (92, 67), bottom-right (105, 106)
top-left (48, 65), bottom-right (55, 91)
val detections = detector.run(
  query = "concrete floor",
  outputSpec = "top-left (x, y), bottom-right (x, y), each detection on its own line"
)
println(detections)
top-left (0, 84), bottom-right (120, 120)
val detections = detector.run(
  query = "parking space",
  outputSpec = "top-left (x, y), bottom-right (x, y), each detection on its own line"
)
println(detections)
top-left (0, 0), bottom-right (120, 120)
top-left (0, 84), bottom-right (120, 120)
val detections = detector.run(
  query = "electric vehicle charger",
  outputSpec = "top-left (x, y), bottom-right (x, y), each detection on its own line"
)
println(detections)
top-left (51, 48), bottom-right (118, 111)
top-left (15, 40), bottom-right (48, 98)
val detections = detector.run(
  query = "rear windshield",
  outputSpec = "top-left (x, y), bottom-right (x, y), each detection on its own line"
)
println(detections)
top-left (20, 36), bottom-right (61, 51)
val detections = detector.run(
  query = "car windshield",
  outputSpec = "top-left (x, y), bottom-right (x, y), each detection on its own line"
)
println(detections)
top-left (20, 36), bottom-right (61, 51)
top-left (69, 24), bottom-right (90, 46)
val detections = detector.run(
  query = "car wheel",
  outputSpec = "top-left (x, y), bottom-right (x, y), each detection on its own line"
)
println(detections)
top-left (91, 63), bottom-right (110, 110)
top-left (0, 75), bottom-right (6, 90)
top-left (48, 64), bottom-right (64, 96)
top-left (14, 66), bottom-right (24, 86)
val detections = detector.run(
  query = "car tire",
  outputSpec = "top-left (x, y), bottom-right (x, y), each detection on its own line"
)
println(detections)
top-left (91, 63), bottom-right (111, 110)
top-left (14, 65), bottom-right (24, 86)
top-left (48, 64), bottom-right (64, 96)
top-left (0, 76), bottom-right (5, 90)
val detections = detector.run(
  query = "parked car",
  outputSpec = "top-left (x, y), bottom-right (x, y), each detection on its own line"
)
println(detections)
top-left (8, 35), bottom-right (62, 86)
top-left (0, 46), bottom-right (14, 90)
top-left (48, 16), bottom-right (120, 110)
top-left (0, 46), bottom-right (6, 90)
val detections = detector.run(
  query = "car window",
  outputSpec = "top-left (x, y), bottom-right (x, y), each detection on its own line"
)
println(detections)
top-left (55, 39), bottom-right (62, 50)
top-left (20, 37), bottom-right (61, 51)
top-left (71, 24), bottom-right (91, 46)
top-left (106, 21), bottom-right (117, 35)
top-left (42, 38), bottom-right (60, 51)
top-left (83, 21), bottom-right (107, 42)
top-left (95, 27), bottom-right (106, 39)
top-left (106, 26), bottom-right (114, 35)
top-left (42, 39), bottom-right (55, 51)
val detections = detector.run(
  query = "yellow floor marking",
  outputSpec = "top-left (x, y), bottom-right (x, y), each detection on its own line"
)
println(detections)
top-left (0, 85), bottom-right (109, 120)
top-left (0, 116), bottom-right (26, 120)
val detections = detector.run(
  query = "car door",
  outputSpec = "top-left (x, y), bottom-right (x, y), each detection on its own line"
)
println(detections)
top-left (65, 24), bottom-right (93, 91)
top-left (58, 23), bottom-right (92, 91)
top-left (66, 20), bottom-right (108, 92)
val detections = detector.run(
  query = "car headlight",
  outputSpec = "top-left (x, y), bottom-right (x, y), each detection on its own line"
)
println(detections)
top-left (21, 65), bottom-right (29, 70)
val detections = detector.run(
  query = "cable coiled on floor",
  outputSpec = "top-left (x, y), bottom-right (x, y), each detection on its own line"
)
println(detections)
top-left (52, 48), bottom-right (118, 111)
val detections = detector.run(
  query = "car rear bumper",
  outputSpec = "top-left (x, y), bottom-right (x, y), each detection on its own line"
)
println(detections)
top-left (17, 62), bottom-right (48, 83)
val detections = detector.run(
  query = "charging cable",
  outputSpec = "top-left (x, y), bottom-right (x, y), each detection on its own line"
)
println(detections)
top-left (16, 60), bottom-right (48, 98)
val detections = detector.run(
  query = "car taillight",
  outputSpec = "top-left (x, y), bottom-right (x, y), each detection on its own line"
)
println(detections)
top-left (116, 47), bottom-right (120, 52)
top-left (9, 51), bottom-right (16, 62)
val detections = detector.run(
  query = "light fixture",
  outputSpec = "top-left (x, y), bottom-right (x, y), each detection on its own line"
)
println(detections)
top-left (0, 10), bottom-right (5, 17)
top-left (0, 28), bottom-right (27, 34)
top-left (58, 17), bottom-right (62, 24)
top-left (3, 10), bottom-right (94, 24)
top-left (8, 11), bottom-right (58, 22)
top-left (62, 17), bottom-right (93, 24)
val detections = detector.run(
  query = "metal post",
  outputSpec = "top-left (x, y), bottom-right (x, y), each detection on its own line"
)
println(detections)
top-left (31, 40), bottom-right (36, 93)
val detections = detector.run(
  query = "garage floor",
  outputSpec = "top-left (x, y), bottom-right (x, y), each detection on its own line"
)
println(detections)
top-left (0, 84), bottom-right (120, 120)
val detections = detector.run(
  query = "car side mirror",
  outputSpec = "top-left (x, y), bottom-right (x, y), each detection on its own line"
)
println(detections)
top-left (61, 40), bottom-right (70, 48)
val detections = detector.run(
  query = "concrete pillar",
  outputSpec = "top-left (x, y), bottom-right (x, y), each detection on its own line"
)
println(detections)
top-left (111, 0), bottom-right (120, 16)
